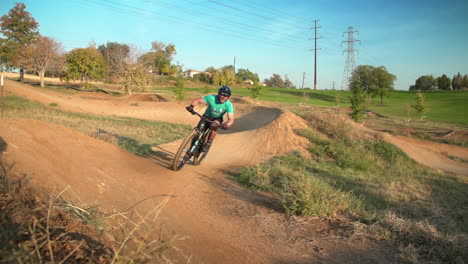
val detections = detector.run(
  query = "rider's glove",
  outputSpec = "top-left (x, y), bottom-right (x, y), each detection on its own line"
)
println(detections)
top-left (185, 104), bottom-right (195, 114)
top-left (221, 123), bottom-right (229, 130)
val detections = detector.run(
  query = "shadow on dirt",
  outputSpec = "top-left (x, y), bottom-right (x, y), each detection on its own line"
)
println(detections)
top-left (220, 106), bottom-right (281, 134)
top-left (144, 146), bottom-right (175, 170)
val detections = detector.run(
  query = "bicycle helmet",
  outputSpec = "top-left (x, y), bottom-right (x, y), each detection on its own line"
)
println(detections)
top-left (218, 85), bottom-right (232, 97)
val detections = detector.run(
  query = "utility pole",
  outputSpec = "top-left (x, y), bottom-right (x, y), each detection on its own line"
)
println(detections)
top-left (310, 20), bottom-right (321, 90)
top-left (301, 72), bottom-right (305, 89)
top-left (341, 27), bottom-right (360, 90)
top-left (233, 56), bottom-right (236, 73)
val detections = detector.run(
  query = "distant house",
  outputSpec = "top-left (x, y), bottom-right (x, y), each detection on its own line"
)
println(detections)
top-left (243, 79), bottom-right (254, 85)
top-left (259, 82), bottom-right (267, 86)
top-left (183, 70), bottom-right (212, 78)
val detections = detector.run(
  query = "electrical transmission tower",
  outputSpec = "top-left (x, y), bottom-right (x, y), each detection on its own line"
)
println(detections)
top-left (341, 27), bottom-right (360, 90)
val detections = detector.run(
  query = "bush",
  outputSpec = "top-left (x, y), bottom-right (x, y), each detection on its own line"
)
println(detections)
top-left (238, 153), bottom-right (349, 216)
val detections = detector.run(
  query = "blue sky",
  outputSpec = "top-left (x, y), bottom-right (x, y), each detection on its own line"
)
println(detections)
top-left (1, 0), bottom-right (467, 90)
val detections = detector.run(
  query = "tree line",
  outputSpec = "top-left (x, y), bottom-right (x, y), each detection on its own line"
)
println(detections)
top-left (1, 3), bottom-right (300, 94)
top-left (409, 73), bottom-right (468, 91)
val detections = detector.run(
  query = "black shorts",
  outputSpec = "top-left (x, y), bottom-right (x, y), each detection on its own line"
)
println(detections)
top-left (197, 114), bottom-right (223, 130)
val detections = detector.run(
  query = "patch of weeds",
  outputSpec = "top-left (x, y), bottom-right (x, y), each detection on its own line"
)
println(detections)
top-left (411, 131), bottom-right (432, 141)
top-left (49, 102), bottom-right (58, 107)
top-left (238, 152), bottom-right (350, 216)
top-left (4, 95), bottom-right (43, 110)
top-left (130, 103), bottom-right (139, 106)
top-left (448, 155), bottom-right (468, 163)
top-left (362, 211), bottom-right (468, 263)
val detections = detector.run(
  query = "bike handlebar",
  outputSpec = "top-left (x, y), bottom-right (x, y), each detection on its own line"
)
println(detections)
top-left (190, 110), bottom-right (225, 129)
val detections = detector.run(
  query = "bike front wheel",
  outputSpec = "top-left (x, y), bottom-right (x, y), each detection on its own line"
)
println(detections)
top-left (193, 129), bottom-right (211, 166)
top-left (172, 130), bottom-right (198, 171)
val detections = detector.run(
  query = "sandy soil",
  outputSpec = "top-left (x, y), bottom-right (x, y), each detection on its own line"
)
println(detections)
top-left (1, 78), bottom-right (467, 263)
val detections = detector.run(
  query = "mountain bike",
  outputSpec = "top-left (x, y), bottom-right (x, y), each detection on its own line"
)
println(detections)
top-left (172, 111), bottom-right (219, 171)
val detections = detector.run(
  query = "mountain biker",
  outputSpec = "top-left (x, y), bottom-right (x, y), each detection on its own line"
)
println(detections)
top-left (185, 85), bottom-right (234, 152)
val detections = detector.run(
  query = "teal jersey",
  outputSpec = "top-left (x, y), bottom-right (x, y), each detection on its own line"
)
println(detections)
top-left (203, 94), bottom-right (234, 118)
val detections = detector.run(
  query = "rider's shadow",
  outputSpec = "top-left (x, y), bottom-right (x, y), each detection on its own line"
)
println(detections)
top-left (219, 107), bottom-right (280, 134)
top-left (143, 146), bottom-right (175, 169)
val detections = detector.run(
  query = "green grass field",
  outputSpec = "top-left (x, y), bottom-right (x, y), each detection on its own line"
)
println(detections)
top-left (152, 85), bottom-right (468, 125)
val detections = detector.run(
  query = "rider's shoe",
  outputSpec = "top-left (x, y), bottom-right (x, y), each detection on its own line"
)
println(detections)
top-left (202, 140), bottom-right (213, 152)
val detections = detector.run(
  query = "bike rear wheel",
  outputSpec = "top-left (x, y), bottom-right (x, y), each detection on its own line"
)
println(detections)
top-left (172, 130), bottom-right (198, 171)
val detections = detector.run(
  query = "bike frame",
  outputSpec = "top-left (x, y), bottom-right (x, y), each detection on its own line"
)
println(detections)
top-left (172, 111), bottom-right (218, 171)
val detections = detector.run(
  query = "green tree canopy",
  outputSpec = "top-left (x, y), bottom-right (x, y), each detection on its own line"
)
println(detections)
top-left (205, 66), bottom-right (217, 75)
top-left (139, 41), bottom-right (176, 75)
top-left (372, 66), bottom-right (396, 105)
top-left (349, 65), bottom-right (376, 101)
top-left (64, 47), bottom-right (106, 84)
top-left (437, 74), bottom-right (451, 90)
top-left (452, 73), bottom-right (463, 90)
top-left (0, 2), bottom-right (39, 79)
top-left (236, 68), bottom-right (259, 83)
top-left (463, 74), bottom-right (468, 89)
top-left (410, 75), bottom-right (435, 91)
top-left (212, 66), bottom-right (235, 86)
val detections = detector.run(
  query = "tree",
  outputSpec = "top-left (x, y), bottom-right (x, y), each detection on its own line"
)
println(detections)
top-left (371, 66), bottom-right (396, 105)
top-left (348, 85), bottom-right (367, 121)
top-left (205, 66), bottom-right (217, 75)
top-left (212, 66), bottom-right (235, 86)
top-left (173, 73), bottom-right (186, 102)
top-left (284, 76), bottom-right (294, 88)
top-left (0, 2), bottom-right (39, 81)
top-left (64, 47), bottom-right (106, 86)
top-left (248, 81), bottom-right (262, 102)
top-left (139, 41), bottom-right (176, 75)
top-left (98, 42), bottom-right (130, 82)
top-left (437, 74), bottom-right (451, 90)
top-left (452, 73), bottom-right (463, 90)
top-left (122, 44), bottom-right (151, 94)
top-left (411, 75), bottom-right (435, 91)
top-left (349, 65), bottom-right (376, 102)
top-left (463, 74), bottom-right (468, 89)
top-left (123, 65), bottom-right (151, 95)
top-left (265, 74), bottom-right (284, 87)
top-left (11, 36), bottom-right (63, 87)
top-left (236, 68), bottom-right (259, 83)
top-left (411, 92), bottom-right (429, 121)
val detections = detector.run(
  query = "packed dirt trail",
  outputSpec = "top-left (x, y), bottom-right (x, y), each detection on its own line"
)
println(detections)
top-left (1, 79), bottom-right (467, 263)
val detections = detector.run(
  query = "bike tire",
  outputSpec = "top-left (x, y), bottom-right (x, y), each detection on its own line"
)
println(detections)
top-left (193, 129), bottom-right (211, 166)
top-left (172, 130), bottom-right (198, 171)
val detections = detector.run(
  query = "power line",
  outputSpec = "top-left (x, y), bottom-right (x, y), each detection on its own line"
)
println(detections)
top-left (72, 0), bottom-right (310, 51)
top-left (145, 0), bottom-right (308, 43)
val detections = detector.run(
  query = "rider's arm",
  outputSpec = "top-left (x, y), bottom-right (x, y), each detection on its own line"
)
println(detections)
top-left (190, 97), bottom-right (204, 107)
top-left (224, 112), bottom-right (235, 128)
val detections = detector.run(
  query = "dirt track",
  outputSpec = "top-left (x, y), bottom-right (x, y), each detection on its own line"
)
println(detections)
top-left (1, 79), bottom-right (467, 263)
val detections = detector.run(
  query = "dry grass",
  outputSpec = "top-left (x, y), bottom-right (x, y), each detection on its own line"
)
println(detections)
top-left (0, 157), bottom-right (188, 263)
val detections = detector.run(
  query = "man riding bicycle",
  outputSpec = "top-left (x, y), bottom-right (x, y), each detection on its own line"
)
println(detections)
top-left (185, 85), bottom-right (235, 152)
